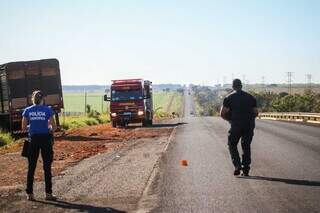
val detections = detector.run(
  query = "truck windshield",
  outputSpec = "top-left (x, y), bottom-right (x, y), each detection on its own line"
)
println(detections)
top-left (111, 90), bottom-right (143, 101)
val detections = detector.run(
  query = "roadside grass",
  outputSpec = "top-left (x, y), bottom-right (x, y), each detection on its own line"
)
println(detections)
top-left (60, 113), bottom-right (110, 130)
top-left (170, 92), bottom-right (183, 115)
top-left (153, 92), bottom-right (183, 119)
top-left (194, 97), bottom-right (203, 116)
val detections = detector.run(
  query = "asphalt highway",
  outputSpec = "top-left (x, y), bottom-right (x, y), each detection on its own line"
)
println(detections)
top-left (154, 90), bottom-right (320, 213)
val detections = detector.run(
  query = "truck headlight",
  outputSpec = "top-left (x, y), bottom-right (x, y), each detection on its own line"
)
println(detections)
top-left (138, 111), bottom-right (144, 116)
top-left (111, 113), bottom-right (117, 117)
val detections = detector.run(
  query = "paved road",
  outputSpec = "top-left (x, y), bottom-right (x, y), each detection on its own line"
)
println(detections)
top-left (154, 89), bottom-right (320, 213)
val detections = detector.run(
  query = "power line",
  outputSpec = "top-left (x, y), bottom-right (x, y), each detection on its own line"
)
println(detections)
top-left (262, 76), bottom-right (265, 91)
top-left (222, 76), bottom-right (226, 87)
top-left (306, 74), bottom-right (312, 91)
top-left (286, 72), bottom-right (293, 95)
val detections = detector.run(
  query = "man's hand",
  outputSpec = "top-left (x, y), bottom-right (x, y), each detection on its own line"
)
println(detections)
top-left (220, 106), bottom-right (230, 121)
top-left (253, 107), bottom-right (259, 118)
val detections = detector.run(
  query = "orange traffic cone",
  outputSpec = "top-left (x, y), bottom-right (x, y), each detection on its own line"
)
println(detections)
top-left (180, 160), bottom-right (188, 166)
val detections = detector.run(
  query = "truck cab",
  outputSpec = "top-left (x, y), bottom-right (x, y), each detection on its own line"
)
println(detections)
top-left (105, 79), bottom-right (153, 127)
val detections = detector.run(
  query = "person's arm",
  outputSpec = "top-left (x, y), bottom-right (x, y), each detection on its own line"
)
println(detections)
top-left (47, 107), bottom-right (57, 133)
top-left (22, 116), bottom-right (28, 131)
top-left (220, 106), bottom-right (230, 120)
top-left (220, 97), bottom-right (231, 121)
top-left (48, 116), bottom-right (57, 133)
top-left (253, 97), bottom-right (258, 118)
top-left (21, 109), bottom-right (29, 131)
top-left (253, 107), bottom-right (259, 118)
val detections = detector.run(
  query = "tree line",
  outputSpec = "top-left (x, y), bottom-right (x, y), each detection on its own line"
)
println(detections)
top-left (251, 90), bottom-right (320, 113)
top-left (193, 86), bottom-right (320, 116)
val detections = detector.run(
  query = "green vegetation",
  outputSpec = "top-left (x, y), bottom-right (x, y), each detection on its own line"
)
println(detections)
top-left (170, 92), bottom-right (183, 115)
top-left (63, 93), bottom-right (107, 113)
top-left (0, 132), bottom-right (13, 147)
top-left (60, 114), bottom-right (110, 130)
top-left (60, 105), bottom-right (110, 130)
top-left (193, 84), bottom-right (320, 117)
top-left (153, 91), bottom-right (183, 118)
top-left (192, 86), bottom-right (221, 116)
top-left (63, 91), bottom-right (183, 122)
top-left (251, 90), bottom-right (320, 113)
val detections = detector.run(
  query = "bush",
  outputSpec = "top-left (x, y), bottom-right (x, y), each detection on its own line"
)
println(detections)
top-left (0, 132), bottom-right (13, 147)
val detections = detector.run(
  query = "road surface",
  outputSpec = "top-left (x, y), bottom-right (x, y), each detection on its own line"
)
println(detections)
top-left (153, 89), bottom-right (320, 213)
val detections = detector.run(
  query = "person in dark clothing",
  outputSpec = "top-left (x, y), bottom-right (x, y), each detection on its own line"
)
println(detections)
top-left (220, 79), bottom-right (258, 176)
top-left (22, 90), bottom-right (57, 201)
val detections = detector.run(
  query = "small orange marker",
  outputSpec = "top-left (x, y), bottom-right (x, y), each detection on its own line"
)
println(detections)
top-left (180, 160), bottom-right (188, 166)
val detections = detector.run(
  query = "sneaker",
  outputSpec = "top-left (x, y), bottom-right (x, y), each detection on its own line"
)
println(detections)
top-left (45, 193), bottom-right (57, 201)
top-left (233, 167), bottom-right (241, 176)
top-left (27, 194), bottom-right (35, 201)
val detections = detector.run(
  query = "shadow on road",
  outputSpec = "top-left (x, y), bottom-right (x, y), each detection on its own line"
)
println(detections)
top-left (239, 176), bottom-right (320, 186)
top-left (35, 200), bottom-right (127, 213)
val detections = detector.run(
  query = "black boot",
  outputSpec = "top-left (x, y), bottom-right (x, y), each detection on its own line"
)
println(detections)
top-left (241, 167), bottom-right (250, 176)
top-left (234, 167), bottom-right (241, 176)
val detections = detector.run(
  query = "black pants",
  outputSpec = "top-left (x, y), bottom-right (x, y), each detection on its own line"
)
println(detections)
top-left (26, 134), bottom-right (53, 194)
top-left (228, 123), bottom-right (254, 170)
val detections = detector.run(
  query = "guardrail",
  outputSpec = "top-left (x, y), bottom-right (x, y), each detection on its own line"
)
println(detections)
top-left (259, 112), bottom-right (320, 124)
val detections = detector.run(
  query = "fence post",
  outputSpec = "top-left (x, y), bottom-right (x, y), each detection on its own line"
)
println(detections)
top-left (101, 96), bottom-right (103, 113)
top-left (84, 91), bottom-right (87, 114)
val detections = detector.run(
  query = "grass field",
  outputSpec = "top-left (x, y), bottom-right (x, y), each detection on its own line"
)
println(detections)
top-left (153, 91), bottom-right (183, 118)
top-left (63, 91), bottom-right (183, 117)
top-left (63, 93), bottom-right (107, 113)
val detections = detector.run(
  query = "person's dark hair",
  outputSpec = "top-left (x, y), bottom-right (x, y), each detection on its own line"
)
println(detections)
top-left (232, 79), bottom-right (242, 91)
top-left (32, 90), bottom-right (44, 105)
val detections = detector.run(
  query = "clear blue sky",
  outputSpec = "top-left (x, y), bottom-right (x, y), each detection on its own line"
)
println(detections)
top-left (0, 0), bottom-right (319, 85)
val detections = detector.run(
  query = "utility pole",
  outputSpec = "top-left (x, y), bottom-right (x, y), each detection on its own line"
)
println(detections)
top-left (242, 74), bottom-right (246, 90)
top-left (286, 72), bottom-right (293, 95)
top-left (305, 74), bottom-right (312, 91)
top-left (223, 76), bottom-right (226, 88)
top-left (286, 72), bottom-right (294, 112)
top-left (262, 76), bottom-right (265, 92)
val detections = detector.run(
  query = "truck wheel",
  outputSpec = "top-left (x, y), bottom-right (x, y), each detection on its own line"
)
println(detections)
top-left (112, 121), bottom-right (117, 128)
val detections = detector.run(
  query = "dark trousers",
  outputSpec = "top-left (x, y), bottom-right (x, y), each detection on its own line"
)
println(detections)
top-left (26, 134), bottom-right (53, 194)
top-left (228, 123), bottom-right (254, 170)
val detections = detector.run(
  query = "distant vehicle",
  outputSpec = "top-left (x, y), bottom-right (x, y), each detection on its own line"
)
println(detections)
top-left (104, 79), bottom-right (153, 127)
top-left (0, 59), bottom-right (63, 133)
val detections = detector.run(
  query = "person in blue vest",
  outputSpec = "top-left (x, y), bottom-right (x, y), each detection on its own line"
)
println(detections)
top-left (22, 90), bottom-right (57, 201)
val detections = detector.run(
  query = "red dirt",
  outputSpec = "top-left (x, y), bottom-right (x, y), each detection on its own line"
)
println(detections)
top-left (0, 124), bottom-right (173, 188)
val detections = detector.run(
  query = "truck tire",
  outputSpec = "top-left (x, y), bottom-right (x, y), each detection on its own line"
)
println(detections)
top-left (142, 119), bottom-right (147, 127)
top-left (112, 121), bottom-right (117, 128)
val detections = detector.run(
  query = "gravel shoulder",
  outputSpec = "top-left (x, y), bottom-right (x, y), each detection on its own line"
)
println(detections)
top-left (0, 123), bottom-right (176, 213)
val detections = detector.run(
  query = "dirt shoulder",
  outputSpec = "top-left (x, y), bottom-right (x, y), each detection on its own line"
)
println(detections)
top-left (0, 122), bottom-right (175, 212)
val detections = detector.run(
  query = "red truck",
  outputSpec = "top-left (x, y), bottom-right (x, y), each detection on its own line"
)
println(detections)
top-left (104, 79), bottom-right (153, 127)
top-left (0, 59), bottom-right (63, 134)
